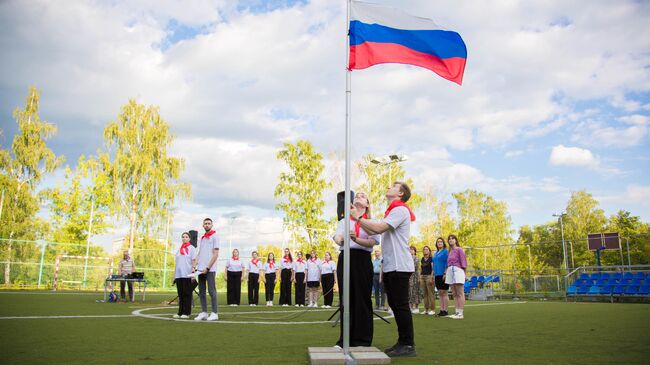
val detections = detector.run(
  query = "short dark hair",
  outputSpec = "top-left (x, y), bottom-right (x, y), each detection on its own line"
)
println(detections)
top-left (203, 218), bottom-right (213, 223)
top-left (394, 181), bottom-right (411, 202)
top-left (181, 231), bottom-right (190, 238)
top-left (448, 234), bottom-right (460, 247)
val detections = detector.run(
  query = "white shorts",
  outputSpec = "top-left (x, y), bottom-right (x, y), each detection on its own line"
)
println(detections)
top-left (445, 266), bottom-right (466, 285)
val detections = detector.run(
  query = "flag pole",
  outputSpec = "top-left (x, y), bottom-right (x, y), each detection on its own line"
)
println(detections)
top-left (343, 0), bottom-right (352, 360)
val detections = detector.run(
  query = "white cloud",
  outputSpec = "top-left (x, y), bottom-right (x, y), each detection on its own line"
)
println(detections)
top-left (549, 145), bottom-right (600, 169)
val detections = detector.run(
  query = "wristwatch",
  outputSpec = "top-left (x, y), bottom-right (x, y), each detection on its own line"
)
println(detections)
top-left (357, 215), bottom-right (363, 221)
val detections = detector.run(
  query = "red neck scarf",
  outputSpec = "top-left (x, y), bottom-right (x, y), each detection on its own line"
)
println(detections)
top-left (309, 257), bottom-right (317, 263)
top-left (297, 258), bottom-right (304, 264)
top-left (232, 256), bottom-right (239, 261)
top-left (180, 242), bottom-right (191, 255)
top-left (352, 213), bottom-right (367, 236)
top-left (251, 258), bottom-right (259, 266)
top-left (283, 255), bottom-right (292, 263)
top-left (202, 230), bottom-right (216, 239)
top-left (268, 259), bottom-right (275, 269)
top-left (384, 200), bottom-right (416, 222)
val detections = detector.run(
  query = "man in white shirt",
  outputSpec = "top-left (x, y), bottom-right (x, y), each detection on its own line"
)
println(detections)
top-left (351, 181), bottom-right (416, 358)
top-left (194, 218), bottom-right (220, 321)
top-left (118, 251), bottom-right (136, 302)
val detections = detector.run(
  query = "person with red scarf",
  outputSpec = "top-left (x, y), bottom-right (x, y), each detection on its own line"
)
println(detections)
top-left (306, 250), bottom-right (322, 308)
top-left (350, 182), bottom-right (417, 358)
top-left (319, 251), bottom-right (336, 308)
top-left (195, 218), bottom-right (220, 321)
top-left (292, 251), bottom-right (307, 307)
top-left (245, 251), bottom-right (262, 306)
top-left (333, 192), bottom-right (380, 348)
top-left (262, 252), bottom-right (278, 306)
top-left (225, 248), bottom-right (245, 306)
top-left (279, 248), bottom-right (293, 306)
top-left (173, 232), bottom-right (197, 319)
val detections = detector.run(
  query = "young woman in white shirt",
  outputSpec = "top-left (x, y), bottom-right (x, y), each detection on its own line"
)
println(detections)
top-left (263, 252), bottom-right (278, 306)
top-left (174, 232), bottom-right (197, 319)
top-left (225, 248), bottom-right (244, 306)
top-left (246, 251), bottom-right (262, 306)
top-left (320, 252), bottom-right (336, 308)
top-left (292, 251), bottom-right (307, 307)
top-left (279, 248), bottom-right (293, 306)
top-left (306, 250), bottom-right (322, 308)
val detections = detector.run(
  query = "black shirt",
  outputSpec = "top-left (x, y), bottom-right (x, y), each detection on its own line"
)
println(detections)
top-left (421, 257), bottom-right (432, 275)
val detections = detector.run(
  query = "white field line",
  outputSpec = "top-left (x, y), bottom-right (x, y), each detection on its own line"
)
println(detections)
top-left (0, 314), bottom-right (133, 320)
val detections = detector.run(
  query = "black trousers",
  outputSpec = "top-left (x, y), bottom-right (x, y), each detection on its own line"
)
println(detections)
top-left (227, 271), bottom-right (242, 305)
top-left (265, 273), bottom-right (276, 301)
top-left (175, 278), bottom-right (193, 316)
top-left (384, 271), bottom-right (415, 346)
top-left (248, 273), bottom-right (259, 305)
top-left (120, 280), bottom-right (133, 301)
top-left (294, 273), bottom-right (306, 305)
top-left (336, 250), bottom-right (373, 347)
top-left (321, 273), bottom-right (335, 306)
top-left (279, 269), bottom-right (292, 305)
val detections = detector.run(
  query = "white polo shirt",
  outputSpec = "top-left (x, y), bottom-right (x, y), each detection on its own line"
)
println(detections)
top-left (247, 259), bottom-right (262, 274)
top-left (174, 245), bottom-right (197, 279)
top-left (196, 231), bottom-right (220, 272)
top-left (280, 257), bottom-right (293, 270)
top-left (333, 218), bottom-right (380, 252)
top-left (263, 261), bottom-right (277, 274)
top-left (306, 258), bottom-right (321, 281)
top-left (226, 258), bottom-right (244, 272)
top-left (293, 260), bottom-right (306, 274)
top-left (381, 206), bottom-right (414, 273)
top-left (320, 260), bottom-right (336, 275)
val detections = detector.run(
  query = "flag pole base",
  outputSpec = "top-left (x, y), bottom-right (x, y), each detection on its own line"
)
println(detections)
top-left (308, 347), bottom-right (390, 365)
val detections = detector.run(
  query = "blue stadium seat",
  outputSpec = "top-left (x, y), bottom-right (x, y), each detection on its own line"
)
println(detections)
top-left (577, 285), bottom-right (590, 294)
top-left (579, 273), bottom-right (590, 280)
top-left (612, 285), bottom-right (626, 295)
top-left (599, 285), bottom-right (613, 295)
top-left (478, 276), bottom-right (485, 283)
top-left (566, 285), bottom-right (577, 295)
top-left (469, 281), bottom-right (478, 288)
top-left (493, 276), bottom-right (500, 283)
top-left (637, 286), bottom-right (650, 295)
top-left (623, 272), bottom-right (634, 280)
top-left (470, 276), bottom-right (478, 282)
top-left (588, 286), bottom-right (600, 295)
top-left (633, 272), bottom-right (645, 280)
top-left (590, 273), bottom-right (601, 280)
top-left (612, 272), bottom-right (622, 280)
top-left (625, 286), bottom-right (639, 295)
top-left (607, 278), bottom-right (619, 285)
top-left (632, 279), bottom-right (644, 286)
top-left (601, 273), bottom-right (610, 280)
top-left (485, 275), bottom-right (493, 283)
top-left (647, 273), bottom-right (650, 281)
top-left (596, 279), bottom-right (608, 286)
top-left (464, 283), bottom-right (471, 294)
top-left (621, 278), bottom-right (633, 285)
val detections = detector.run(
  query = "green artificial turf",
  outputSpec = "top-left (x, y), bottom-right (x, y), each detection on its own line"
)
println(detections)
top-left (0, 291), bottom-right (648, 364)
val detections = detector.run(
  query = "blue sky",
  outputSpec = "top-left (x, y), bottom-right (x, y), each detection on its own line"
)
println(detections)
top-left (0, 0), bottom-right (648, 253)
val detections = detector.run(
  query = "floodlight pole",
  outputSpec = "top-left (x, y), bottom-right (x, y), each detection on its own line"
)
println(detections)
top-left (554, 213), bottom-right (568, 271)
top-left (82, 197), bottom-right (95, 289)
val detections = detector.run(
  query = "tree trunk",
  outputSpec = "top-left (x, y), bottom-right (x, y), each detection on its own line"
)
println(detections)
top-left (4, 232), bottom-right (14, 286)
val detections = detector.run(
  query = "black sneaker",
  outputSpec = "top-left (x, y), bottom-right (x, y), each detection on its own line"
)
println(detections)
top-left (438, 310), bottom-right (448, 317)
top-left (385, 345), bottom-right (417, 358)
top-left (383, 343), bottom-right (399, 353)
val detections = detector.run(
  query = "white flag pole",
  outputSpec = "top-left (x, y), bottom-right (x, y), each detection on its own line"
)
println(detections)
top-left (343, 0), bottom-right (352, 359)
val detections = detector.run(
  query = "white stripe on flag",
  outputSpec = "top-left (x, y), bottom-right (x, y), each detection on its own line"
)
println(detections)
top-left (350, 0), bottom-right (443, 30)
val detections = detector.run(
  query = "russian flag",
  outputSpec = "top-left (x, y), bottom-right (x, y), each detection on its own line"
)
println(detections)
top-left (349, 1), bottom-right (467, 85)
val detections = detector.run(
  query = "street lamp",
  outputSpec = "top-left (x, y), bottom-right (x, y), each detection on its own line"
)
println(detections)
top-left (370, 154), bottom-right (408, 184)
top-left (553, 212), bottom-right (568, 271)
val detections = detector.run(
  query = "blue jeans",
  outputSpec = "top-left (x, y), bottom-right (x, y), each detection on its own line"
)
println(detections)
top-left (372, 273), bottom-right (385, 308)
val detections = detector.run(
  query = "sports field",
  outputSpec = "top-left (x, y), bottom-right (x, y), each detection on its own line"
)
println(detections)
top-left (0, 291), bottom-right (648, 365)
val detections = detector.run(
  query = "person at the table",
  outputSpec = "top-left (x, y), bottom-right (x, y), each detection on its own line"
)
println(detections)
top-left (119, 250), bottom-right (136, 302)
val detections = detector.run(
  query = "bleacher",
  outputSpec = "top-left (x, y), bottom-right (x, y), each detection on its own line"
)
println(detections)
top-left (464, 275), bottom-right (501, 295)
top-left (566, 271), bottom-right (650, 298)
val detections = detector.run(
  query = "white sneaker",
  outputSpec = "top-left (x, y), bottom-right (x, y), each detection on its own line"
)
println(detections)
top-left (427, 311), bottom-right (435, 316)
top-left (250, 304), bottom-right (254, 307)
top-left (449, 313), bottom-right (464, 319)
top-left (411, 308), bottom-right (420, 314)
top-left (269, 302), bottom-right (273, 307)
top-left (295, 304), bottom-right (300, 307)
top-left (194, 312), bottom-right (208, 321)
top-left (282, 304), bottom-right (288, 307)
top-left (173, 314), bottom-right (180, 319)
top-left (207, 312), bottom-right (219, 321)
top-left (180, 315), bottom-right (189, 319)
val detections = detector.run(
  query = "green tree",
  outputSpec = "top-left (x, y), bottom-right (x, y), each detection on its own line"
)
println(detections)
top-left (274, 140), bottom-right (330, 249)
top-left (100, 100), bottom-right (190, 251)
top-left (0, 87), bottom-right (64, 285)
top-left (563, 191), bottom-right (607, 267)
top-left (606, 210), bottom-right (649, 265)
top-left (453, 190), bottom-right (514, 271)
top-left (356, 154), bottom-right (422, 214)
top-left (44, 155), bottom-right (112, 252)
top-left (413, 188), bottom-right (456, 250)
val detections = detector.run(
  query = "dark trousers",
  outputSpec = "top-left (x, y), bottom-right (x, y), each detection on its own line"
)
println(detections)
top-left (198, 272), bottom-right (218, 313)
top-left (321, 273), bottom-right (335, 306)
top-left (265, 273), bottom-right (276, 301)
top-left (384, 271), bottom-right (415, 346)
top-left (248, 273), bottom-right (259, 305)
top-left (294, 273), bottom-right (306, 305)
top-left (279, 269), bottom-right (292, 305)
top-left (175, 278), bottom-right (192, 316)
top-left (227, 271), bottom-right (242, 305)
top-left (120, 280), bottom-right (133, 301)
top-left (336, 250), bottom-right (373, 347)
top-left (373, 273), bottom-right (386, 308)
